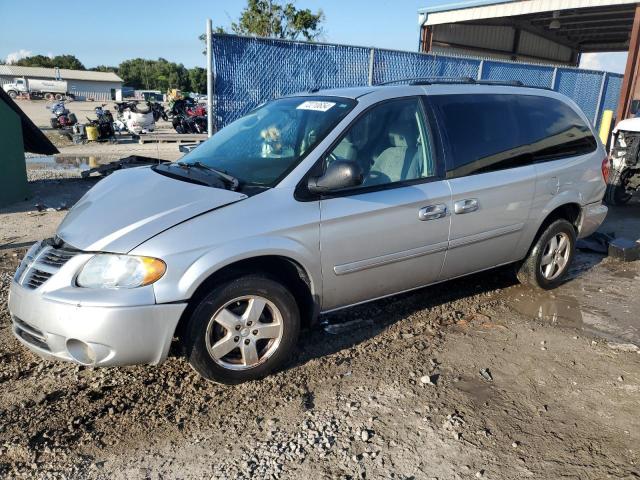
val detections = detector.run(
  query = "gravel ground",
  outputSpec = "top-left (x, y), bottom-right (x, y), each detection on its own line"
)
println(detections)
top-left (0, 178), bottom-right (639, 479)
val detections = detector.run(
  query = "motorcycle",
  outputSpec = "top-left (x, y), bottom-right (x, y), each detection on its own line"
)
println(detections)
top-left (47, 101), bottom-right (77, 129)
top-left (150, 102), bottom-right (168, 122)
top-left (113, 101), bottom-right (155, 135)
top-left (172, 113), bottom-right (208, 134)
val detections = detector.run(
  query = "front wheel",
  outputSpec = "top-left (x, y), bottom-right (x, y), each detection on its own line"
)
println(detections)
top-left (517, 219), bottom-right (576, 290)
top-left (184, 275), bottom-right (300, 384)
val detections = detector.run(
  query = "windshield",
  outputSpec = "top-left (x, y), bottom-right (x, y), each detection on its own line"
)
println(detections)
top-left (178, 96), bottom-right (356, 187)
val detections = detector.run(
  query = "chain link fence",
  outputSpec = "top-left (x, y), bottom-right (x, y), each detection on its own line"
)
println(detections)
top-left (211, 34), bottom-right (623, 131)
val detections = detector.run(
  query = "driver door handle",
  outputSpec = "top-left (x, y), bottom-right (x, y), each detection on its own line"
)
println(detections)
top-left (418, 204), bottom-right (448, 221)
top-left (454, 198), bottom-right (479, 214)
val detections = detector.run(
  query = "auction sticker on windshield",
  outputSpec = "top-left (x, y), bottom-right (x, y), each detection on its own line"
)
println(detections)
top-left (297, 101), bottom-right (335, 112)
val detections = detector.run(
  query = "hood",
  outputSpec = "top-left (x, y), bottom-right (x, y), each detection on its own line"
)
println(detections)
top-left (57, 166), bottom-right (247, 253)
top-left (613, 117), bottom-right (640, 134)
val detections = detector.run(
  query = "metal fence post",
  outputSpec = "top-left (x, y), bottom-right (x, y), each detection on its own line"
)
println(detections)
top-left (594, 72), bottom-right (608, 125)
top-left (206, 19), bottom-right (214, 137)
top-left (368, 48), bottom-right (375, 86)
top-left (477, 60), bottom-right (484, 80)
top-left (550, 67), bottom-right (558, 90)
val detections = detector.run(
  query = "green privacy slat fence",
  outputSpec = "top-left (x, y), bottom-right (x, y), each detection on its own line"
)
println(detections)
top-left (211, 34), bottom-right (623, 131)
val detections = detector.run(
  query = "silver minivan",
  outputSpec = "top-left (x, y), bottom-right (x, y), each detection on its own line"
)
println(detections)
top-left (9, 81), bottom-right (609, 384)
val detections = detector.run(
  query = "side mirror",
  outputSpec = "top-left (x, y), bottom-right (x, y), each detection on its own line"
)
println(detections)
top-left (308, 160), bottom-right (364, 194)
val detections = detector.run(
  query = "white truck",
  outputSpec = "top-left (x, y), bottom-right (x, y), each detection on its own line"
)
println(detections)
top-left (2, 77), bottom-right (72, 100)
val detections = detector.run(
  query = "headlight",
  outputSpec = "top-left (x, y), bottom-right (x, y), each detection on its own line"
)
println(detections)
top-left (77, 254), bottom-right (166, 289)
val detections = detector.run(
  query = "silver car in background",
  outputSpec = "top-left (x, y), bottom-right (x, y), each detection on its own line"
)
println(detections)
top-left (8, 81), bottom-right (609, 384)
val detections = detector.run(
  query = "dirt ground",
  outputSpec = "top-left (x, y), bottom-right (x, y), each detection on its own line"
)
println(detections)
top-left (0, 175), bottom-right (639, 480)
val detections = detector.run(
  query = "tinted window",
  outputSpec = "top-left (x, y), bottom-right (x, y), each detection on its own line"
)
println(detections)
top-left (325, 97), bottom-right (435, 188)
top-left (431, 94), bottom-right (597, 178)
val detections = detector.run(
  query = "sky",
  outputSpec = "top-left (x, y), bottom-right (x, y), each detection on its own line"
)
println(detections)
top-left (0, 0), bottom-right (627, 73)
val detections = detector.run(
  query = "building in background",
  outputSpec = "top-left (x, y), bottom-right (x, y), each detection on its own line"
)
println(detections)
top-left (418, 0), bottom-right (640, 121)
top-left (0, 65), bottom-right (123, 101)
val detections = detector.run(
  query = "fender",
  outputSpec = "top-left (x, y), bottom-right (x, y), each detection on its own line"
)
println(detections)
top-left (153, 236), bottom-right (321, 304)
top-left (513, 189), bottom-right (583, 260)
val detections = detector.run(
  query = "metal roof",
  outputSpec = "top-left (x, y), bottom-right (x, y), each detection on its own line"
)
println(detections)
top-left (419, 0), bottom-right (638, 59)
top-left (419, 0), bottom-right (518, 15)
top-left (0, 65), bottom-right (122, 83)
top-left (420, 0), bottom-right (638, 27)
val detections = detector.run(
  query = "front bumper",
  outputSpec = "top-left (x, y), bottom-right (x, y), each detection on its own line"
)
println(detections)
top-left (577, 202), bottom-right (608, 239)
top-left (8, 280), bottom-right (187, 367)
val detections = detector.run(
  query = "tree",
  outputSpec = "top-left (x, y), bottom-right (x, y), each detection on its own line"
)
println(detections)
top-left (13, 54), bottom-right (85, 70)
top-left (199, 0), bottom-right (324, 52)
top-left (188, 67), bottom-right (207, 93)
top-left (91, 65), bottom-right (119, 73)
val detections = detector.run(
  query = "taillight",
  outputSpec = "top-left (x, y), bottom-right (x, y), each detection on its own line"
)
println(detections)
top-left (601, 156), bottom-right (610, 183)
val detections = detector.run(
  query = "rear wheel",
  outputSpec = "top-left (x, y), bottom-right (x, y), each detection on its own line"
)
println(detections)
top-left (184, 275), bottom-right (300, 384)
top-left (517, 219), bottom-right (576, 290)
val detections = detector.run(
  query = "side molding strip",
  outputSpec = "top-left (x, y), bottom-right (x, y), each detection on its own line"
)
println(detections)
top-left (449, 223), bottom-right (524, 249)
top-left (334, 241), bottom-right (448, 276)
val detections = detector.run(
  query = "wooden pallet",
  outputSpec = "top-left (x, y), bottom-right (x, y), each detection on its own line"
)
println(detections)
top-left (136, 133), bottom-right (208, 144)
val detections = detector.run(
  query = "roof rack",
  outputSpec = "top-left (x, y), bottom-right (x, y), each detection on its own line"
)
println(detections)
top-left (375, 77), bottom-right (549, 89)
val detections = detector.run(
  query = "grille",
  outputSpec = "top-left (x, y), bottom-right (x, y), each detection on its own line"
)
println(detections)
top-left (39, 248), bottom-right (77, 268)
top-left (24, 269), bottom-right (53, 289)
top-left (16, 242), bottom-right (80, 290)
top-left (12, 317), bottom-right (50, 351)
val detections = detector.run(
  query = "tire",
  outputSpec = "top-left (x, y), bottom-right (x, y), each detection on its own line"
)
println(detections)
top-left (54, 93), bottom-right (63, 101)
top-left (44, 93), bottom-right (54, 100)
top-left (67, 113), bottom-right (77, 125)
top-left (50, 117), bottom-right (60, 129)
top-left (605, 169), bottom-right (634, 205)
top-left (517, 219), bottom-right (576, 290)
top-left (7, 90), bottom-right (17, 99)
top-left (184, 275), bottom-right (300, 384)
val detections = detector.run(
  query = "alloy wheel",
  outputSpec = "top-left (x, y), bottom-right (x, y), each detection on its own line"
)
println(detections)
top-left (205, 295), bottom-right (284, 371)
top-left (540, 232), bottom-right (571, 280)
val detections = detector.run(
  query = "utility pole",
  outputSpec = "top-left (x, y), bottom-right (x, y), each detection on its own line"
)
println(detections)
top-left (206, 18), bottom-right (213, 138)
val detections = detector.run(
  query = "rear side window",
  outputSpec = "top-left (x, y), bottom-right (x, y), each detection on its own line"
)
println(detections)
top-left (430, 94), bottom-right (597, 178)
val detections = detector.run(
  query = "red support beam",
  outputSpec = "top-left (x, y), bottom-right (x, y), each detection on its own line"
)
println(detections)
top-left (617, 4), bottom-right (640, 121)
top-left (421, 25), bottom-right (433, 53)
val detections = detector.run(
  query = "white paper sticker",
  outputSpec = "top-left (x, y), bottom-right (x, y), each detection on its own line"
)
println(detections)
top-left (296, 100), bottom-right (335, 112)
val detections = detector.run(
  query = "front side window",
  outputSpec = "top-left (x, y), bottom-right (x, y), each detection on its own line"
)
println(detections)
top-left (325, 97), bottom-right (435, 188)
top-left (430, 94), bottom-right (597, 178)
top-left (179, 96), bottom-right (355, 187)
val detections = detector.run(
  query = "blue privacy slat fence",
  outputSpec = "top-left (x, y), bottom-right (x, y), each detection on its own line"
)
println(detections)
top-left (211, 34), bottom-right (623, 131)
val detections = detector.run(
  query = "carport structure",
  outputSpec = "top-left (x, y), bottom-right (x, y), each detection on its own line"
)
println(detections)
top-left (418, 0), bottom-right (640, 120)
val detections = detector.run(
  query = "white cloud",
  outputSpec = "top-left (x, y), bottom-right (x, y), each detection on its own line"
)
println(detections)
top-left (580, 52), bottom-right (627, 74)
top-left (5, 49), bottom-right (33, 64)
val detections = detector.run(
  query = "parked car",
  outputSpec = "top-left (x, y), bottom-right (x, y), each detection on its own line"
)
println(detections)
top-left (8, 81), bottom-right (608, 384)
top-left (606, 117), bottom-right (640, 205)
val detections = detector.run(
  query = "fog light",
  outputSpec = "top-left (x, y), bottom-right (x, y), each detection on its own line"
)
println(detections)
top-left (66, 339), bottom-right (96, 365)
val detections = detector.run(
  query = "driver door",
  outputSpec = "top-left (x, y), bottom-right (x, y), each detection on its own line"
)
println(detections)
top-left (318, 97), bottom-right (451, 311)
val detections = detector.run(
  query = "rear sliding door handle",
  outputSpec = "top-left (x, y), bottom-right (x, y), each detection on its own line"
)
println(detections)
top-left (418, 204), bottom-right (448, 221)
top-left (454, 198), bottom-right (479, 214)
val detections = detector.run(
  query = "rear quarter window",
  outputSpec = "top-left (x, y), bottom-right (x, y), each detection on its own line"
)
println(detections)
top-left (430, 93), bottom-right (597, 178)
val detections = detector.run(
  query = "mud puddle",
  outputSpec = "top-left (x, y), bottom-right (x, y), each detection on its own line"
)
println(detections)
top-left (502, 280), bottom-right (639, 347)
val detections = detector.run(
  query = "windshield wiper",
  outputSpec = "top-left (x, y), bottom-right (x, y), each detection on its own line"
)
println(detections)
top-left (176, 161), bottom-right (240, 190)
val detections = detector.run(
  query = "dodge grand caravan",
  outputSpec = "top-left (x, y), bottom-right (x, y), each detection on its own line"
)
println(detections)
top-left (8, 80), bottom-right (609, 384)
